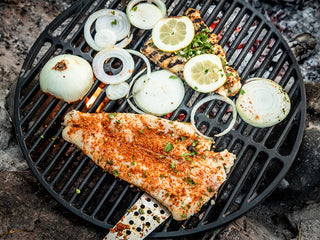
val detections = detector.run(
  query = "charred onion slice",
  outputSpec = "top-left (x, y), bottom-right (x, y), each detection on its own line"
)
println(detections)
top-left (92, 47), bottom-right (134, 84)
top-left (191, 95), bottom-right (237, 138)
top-left (84, 9), bottom-right (131, 51)
top-left (236, 78), bottom-right (291, 128)
top-left (126, 0), bottom-right (166, 29)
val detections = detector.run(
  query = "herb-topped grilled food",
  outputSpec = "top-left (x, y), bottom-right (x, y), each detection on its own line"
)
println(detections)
top-left (141, 8), bottom-right (241, 97)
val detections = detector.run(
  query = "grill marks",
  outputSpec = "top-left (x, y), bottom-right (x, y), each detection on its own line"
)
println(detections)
top-left (62, 110), bottom-right (235, 221)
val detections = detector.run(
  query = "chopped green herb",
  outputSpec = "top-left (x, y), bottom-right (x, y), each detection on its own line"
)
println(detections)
top-left (181, 152), bottom-right (195, 161)
top-left (139, 208), bottom-right (145, 214)
top-left (154, 216), bottom-right (160, 223)
top-left (76, 188), bottom-right (81, 194)
top-left (181, 136), bottom-right (187, 141)
top-left (170, 160), bottom-right (176, 170)
top-left (169, 75), bottom-right (179, 79)
top-left (143, 171), bottom-right (148, 178)
top-left (111, 10), bottom-right (115, 15)
top-left (139, 129), bottom-right (144, 133)
top-left (164, 142), bottom-right (174, 152)
top-left (177, 29), bottom-right (216, 58)
top-left (108, 114), bottom-right (115, 118)
top-left (240, 89), bottom-right (246, 95)
top-left (226, 73), bottom-right (234, 77)
top-left (181, 213), bottom-right (187, 218)
top-left (106, 159), bottom-right (113, 165)
top-left (207, 187), bottom-right (213, 192)
top-left (131, 161), bottom-right (135, 166)
top-left (116, 120), bottom-right (121, 124)
top-left (111, 19), bottom-right (117, 25)
top-left (133, 5), bottom-right (138, 11)
top-left (113, 169), bottom-right (119, 177)
top-left (194, 86), bottom-right (198, 90)
top-left (192, 140), bottom-right (199, 147)
top-left (184, 177), bottom-right (197, 186)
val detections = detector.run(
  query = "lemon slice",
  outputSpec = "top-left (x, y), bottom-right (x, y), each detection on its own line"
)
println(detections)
top-left (183, 54), bottom-right (226, 93)
top-left (152, 16), bottom-right (194, 52)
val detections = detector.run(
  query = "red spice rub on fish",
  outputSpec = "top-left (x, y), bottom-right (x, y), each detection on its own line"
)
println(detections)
top-left (62, 110), bottom-right (235, 220)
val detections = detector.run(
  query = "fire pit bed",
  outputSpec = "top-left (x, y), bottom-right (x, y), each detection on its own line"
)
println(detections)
top-left (13, 0), bottom-right (306, 238)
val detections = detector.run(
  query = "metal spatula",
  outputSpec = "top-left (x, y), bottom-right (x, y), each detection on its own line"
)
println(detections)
top-left (104, 193), bottom-right (171, 240)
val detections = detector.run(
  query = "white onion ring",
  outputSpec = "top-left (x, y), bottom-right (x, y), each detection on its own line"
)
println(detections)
top-left (127, 0), bottom-right (166, 19)
top-left (191, 94), bottom-right (237, 138)
top-left (92, 47), bottom-right (135, 84)
top-left (115, 33), bottom-right (133, 49)
top-left (126, 0), bottom-right (166, 29)
top-left (84, 9), bottom-right (131, 51)
top-left (126, 49), bottom-right (151, 94)
top-left (126, 68), bottom-right (148, 114)
top-left (95, 12), bottom-right (130, 41)
top-left (236, 78), bottom-right (291, 128)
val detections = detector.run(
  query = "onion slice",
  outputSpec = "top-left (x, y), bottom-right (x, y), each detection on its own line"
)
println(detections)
top-left (126, 49), bottom-right (151, 94)
top-left (106, 82), bottom-right (130, 100)
top-left (191, 94), bottom-right (237, 138)
top-left (92, 47), bottom-right (134, 84)
top-left (84, 9), bottom-right (131, 51)
top-left (236, 78), bottom-right (291, 128)
top-left (132, 70), bottom-right (185, 116)
top-left (126, 0), bottom-right (166, 29)
top-left (126, 68), bottom-right (148, 114)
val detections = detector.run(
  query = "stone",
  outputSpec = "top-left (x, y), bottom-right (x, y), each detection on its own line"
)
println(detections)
top-left (212, 217), bottom-right (282, 240)
top-left (305, 81), bottom-right (320, 116)
top-left (288, 203), bottom-right (320, 240)
top-left (0, 171), bottom-right (105, 239)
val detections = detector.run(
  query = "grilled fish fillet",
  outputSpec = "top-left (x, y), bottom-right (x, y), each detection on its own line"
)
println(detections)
top-left (140, 8), bottom-right (241, 97)
top-left (62, 110), bottom-right (235, 221)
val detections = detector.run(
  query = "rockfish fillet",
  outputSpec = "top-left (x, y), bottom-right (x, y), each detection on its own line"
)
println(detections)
top-left (62, 110), bottom-right (235, 220)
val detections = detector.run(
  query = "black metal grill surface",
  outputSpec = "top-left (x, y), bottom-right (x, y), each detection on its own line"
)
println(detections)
top-left (14, 0), bottom-right (306, 238)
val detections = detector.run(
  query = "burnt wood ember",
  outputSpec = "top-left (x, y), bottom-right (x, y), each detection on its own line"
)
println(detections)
top-left (289, 33), bottom-right (317, 62)
top-left (257, 0), bottom-right (306, 9)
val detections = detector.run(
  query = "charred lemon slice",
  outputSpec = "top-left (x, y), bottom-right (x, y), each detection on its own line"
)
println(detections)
top-left (183, 54), bottom-right (226, 93)
top-left (152, 16), bottom-right (194, 52)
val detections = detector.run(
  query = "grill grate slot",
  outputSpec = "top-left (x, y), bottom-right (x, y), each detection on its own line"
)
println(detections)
top-left (13, 0), bottom-right (306, 237)
top-left (211, 1), bottom-right (239, 35)
top-left (233, 21), bottom-right (265, 70)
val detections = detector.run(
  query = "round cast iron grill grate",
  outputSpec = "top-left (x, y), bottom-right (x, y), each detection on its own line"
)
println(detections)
top-left (14, 0), bottom-right (306, 238)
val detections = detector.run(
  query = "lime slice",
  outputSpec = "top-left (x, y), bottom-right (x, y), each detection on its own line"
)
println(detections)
top-left (183, 54), bottom-right (226, 93)
top-left (152, 16), bottom-right (194, 52)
